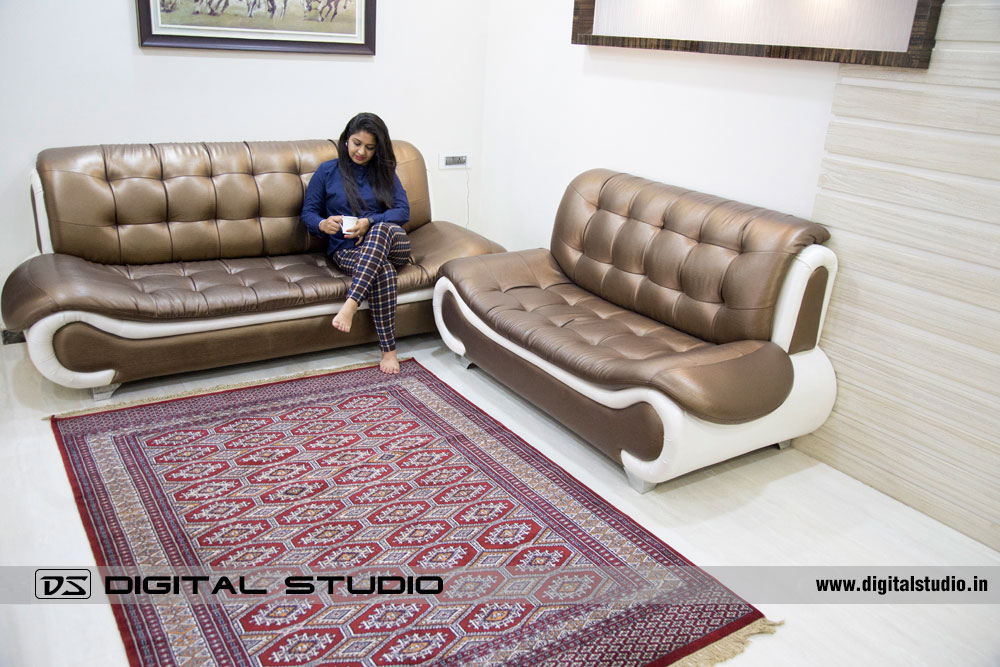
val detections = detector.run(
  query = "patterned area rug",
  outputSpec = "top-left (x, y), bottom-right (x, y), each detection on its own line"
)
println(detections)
top-left (52, 360), bottom-right (774, 666)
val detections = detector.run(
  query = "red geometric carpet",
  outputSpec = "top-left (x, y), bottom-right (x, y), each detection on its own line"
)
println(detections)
top-left (51, 360), bottom-right (774, 666)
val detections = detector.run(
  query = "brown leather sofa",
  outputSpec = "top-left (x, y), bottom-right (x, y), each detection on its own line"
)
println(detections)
top-left (433, 169), bottom-right (838, 491)
top-left (1, 139), bottom-right (503, 398)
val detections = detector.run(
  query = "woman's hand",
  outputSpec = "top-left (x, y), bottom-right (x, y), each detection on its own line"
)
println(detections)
top-left (318, 216), bottom-right (342, 235)
top-left (346, 218), bottom-right (370, 245)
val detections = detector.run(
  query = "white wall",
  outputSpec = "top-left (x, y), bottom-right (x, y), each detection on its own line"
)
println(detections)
top-left (476, 0), bottom-right (840, 253)
top-left (0, 0), bottom-right (489, 301)
top-left (2, 0), bottom-right (840, 310)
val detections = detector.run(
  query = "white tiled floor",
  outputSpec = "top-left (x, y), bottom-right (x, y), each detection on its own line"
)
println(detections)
top-left (1, 334), bottom-right (998, 666)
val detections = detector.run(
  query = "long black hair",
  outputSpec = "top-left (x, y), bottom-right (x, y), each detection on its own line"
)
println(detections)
top-left (337, 112), bottom-right (397, 216)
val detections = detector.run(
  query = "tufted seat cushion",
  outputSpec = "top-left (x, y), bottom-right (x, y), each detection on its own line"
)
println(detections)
top-left (1, 220), bottom-right (491, 331)
top-left (440, 249), bottom-right (794, 423)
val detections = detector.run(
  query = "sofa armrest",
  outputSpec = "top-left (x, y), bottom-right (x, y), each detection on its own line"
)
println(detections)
top-left (2, 254), bottom-right (124, 332)
top-left (440, 247), bottom-right (567, 299)
top-left (771, 244), bottom-right (838, 354)
top-left (407, 221), bottom-right (505, 281)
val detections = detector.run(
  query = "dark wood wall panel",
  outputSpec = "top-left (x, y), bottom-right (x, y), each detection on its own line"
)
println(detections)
top-left (572, 0), bottom-right (944, 69)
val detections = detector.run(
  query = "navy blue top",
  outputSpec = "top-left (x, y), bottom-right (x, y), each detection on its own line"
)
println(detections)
top-left (301, 159), bottom-right (410, 254)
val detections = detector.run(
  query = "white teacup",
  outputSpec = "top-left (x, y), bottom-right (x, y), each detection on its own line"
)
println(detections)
top-left (341, 216), bottom-right (358, 234)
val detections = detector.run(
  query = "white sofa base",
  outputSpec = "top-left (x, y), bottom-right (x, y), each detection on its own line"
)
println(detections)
top-left (25, 288), bottom-right (434, 394)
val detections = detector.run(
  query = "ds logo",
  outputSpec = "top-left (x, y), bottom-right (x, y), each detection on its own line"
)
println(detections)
top-left (35, 569), bottom-right (92, 600)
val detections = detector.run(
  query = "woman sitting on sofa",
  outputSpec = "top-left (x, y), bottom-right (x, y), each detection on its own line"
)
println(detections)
top-left (301, 112), bottom-right (411, 374)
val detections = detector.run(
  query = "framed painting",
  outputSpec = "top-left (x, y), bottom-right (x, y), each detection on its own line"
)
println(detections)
top-left (572, 0), bottom-right (943, 69)
top-left (136, 0), bottom-right (376, 55)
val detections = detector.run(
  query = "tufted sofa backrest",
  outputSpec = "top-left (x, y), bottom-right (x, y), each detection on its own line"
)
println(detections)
top-left (35, 139), bottom-right (432, 265)
top-left (551, 169), bottom-right (830, 344)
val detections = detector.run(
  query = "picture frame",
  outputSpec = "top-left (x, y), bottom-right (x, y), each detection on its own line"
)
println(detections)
top-left (572, 0), bottom-right (943, 69)
top-left (136, 0), bottom-right (376, 55)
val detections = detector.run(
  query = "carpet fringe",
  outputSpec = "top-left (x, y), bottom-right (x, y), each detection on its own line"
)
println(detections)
top-left (675, 618), bottom-right (782, 666)
top-left (48, 358), bottom-right (409, 420)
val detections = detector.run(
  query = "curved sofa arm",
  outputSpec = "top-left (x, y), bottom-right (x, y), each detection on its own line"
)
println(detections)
top-left (771, 244), bottom-right (838, 353)
top-left (25, 312), bottom-right (117, 388)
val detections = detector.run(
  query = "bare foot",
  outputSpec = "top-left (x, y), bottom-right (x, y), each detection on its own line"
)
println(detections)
top-left (380, 349), bottom-right (400, 374)
top-left (332, 299), bottom-right (359, 333)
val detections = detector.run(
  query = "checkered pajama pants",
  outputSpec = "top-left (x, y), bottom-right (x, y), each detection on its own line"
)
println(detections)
top-left (332, 221), bottom-right (412, 352)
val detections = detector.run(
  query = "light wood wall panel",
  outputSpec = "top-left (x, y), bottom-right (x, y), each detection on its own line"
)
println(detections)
top-left (840, 48), bottom-right (1000, 88)
top-left (828, 231), bottom-right (998, 309)
top-left (812, 193), bottom-right (999, 267)
top-left (825, 121), bottom-right (1000, 180)
top-left (832, 84), bottom-right (1000, 134)
top-left (935, 2), bottom-right (1000, 40)
top-left (831, 271), bottom-right (997, 352)
top-left (830, 383), bottom-right (1000, 479)
top-left (801, 0), bottom-right (1000, 550)
top-left (819, 157), bottom-right (1000, 221)
top-left (824, 303), bottom-right (998, 396)
top-left (822, 339), bottom-right (997, 440)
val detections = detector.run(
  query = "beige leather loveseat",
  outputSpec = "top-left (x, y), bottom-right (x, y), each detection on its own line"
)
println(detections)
top-left (1, 140), bottom-right (502, 398)
top-left (433, 169), bottom-right (837, 491)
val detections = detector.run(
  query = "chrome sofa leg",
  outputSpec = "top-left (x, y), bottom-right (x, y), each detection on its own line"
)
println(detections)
top-left (777, 439), bottom-right (792, 450)
top-left (92, 383), bottom-right (121, 401)
top-left (625, 469), bottom-right (657, 494)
